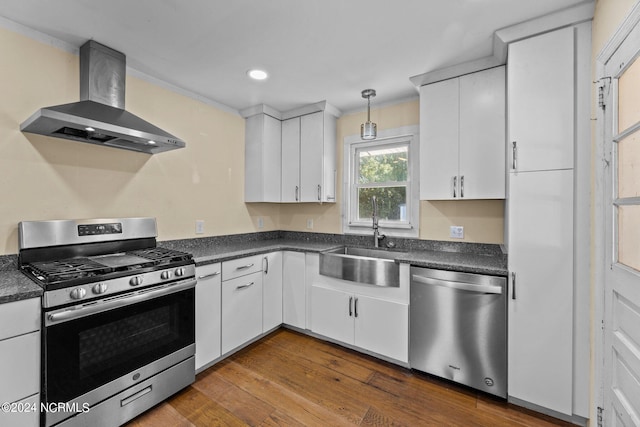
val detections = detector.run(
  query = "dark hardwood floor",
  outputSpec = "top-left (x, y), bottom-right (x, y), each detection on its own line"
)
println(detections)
top-left (127, 329), bottom-right (574, 426)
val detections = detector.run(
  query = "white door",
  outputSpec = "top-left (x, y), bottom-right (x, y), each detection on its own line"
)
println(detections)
top-left (310, 285), bottom-right (354, 344)
top-left (281, 117), bottom-right (301, 202)
top-left (353, 295), bottom-right (408, 362)
top-left (598, 12), bottom-right (640, 424)
top-left (262, 252), bottom-right (283, 332)
top-left (300, 112), bottom-right (324, 202)
top-left (508, 27), bottom-right (574, 172)
top-left (508, 169), bottom-right (574, 415)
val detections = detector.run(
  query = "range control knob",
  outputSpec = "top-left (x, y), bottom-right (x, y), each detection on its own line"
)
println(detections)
top-left (161, 270), bottom-right (173, 280)
top-left (129, 276), bottom-right (144, 286)
top-left (70, 288), bottom-right (86, 300)
top-left (175, 268), bottom-right (185, 277)
top-left (92, 283), bottom-right (108, 295)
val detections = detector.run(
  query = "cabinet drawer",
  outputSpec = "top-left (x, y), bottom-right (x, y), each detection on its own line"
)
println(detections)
top-left (0, 331), bottom-right (40, 404)
top-left (0, 298), bottom-right (40, 341)
top-left (222, 255), bottom-right (263, 281)
top-left (221, 272), bottom-right (263, 354)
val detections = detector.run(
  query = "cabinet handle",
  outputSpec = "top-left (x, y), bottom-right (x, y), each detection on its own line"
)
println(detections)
top-left (264, 256), bottom-right (269, 274)
top-left (453, 176), bottom-right (457, 198)
top-left (349, 296), bottom-right (353, 316)
top-left (460, 176), bottom-right (464, 198)
top-left (354, 298), bottom-right (359, 318)
top-left (236, 263), bottom-right (254, 270)
top-left (295, 186), bottom-right (299, 201)
top-left (236, 282), bottom-right (254, 290)
top-left (512, 141), bottom-right (517, 170)
top-left (317, 184), bottom-right (321, 201)
top-left (511, 272), bottom-right (516, 300)
top-left (198, 271), bottom-right (220, 280)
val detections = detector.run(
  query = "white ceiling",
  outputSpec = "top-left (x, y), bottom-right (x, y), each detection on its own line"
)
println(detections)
top-left (0, 0), bottom-right (586, 114)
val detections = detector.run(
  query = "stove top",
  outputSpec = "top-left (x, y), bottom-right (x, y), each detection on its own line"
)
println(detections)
top-left (22, 247), bottom-right (193, 290)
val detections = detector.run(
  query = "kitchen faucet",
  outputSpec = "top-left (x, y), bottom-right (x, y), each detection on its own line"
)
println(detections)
top-left (371, 196), bottom-right (385, 248)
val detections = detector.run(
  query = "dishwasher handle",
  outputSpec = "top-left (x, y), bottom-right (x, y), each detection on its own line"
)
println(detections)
top-left (412, 274), bottom-right (503, 295)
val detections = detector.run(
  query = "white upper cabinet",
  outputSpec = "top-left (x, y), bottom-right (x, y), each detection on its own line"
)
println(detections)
top-left (284, 111), bottom-right (337, 203)
top-left (508, 27), bottom-right (574, 172)
top-left (420, 66), bottom-right (506, 200)
top-left (244, 103), bottom-right (339, 203)
top-left (281, 117), bottom-right (301, 202)
top-left (244, 113), bottom-right (282, 202)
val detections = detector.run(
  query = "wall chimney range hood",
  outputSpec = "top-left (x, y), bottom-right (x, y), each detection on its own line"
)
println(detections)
top-left (21, 40), bottom-right (186, 154)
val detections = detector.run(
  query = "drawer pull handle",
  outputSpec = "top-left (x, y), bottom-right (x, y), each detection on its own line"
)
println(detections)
top-left (236, 263), bottom-right (254, 270)
top-left (236, 282), bottom-right (255, 290)
top-left (198, 271), bottom-right (220, 280)
top-left (121, 386), bottom-right (152, 407)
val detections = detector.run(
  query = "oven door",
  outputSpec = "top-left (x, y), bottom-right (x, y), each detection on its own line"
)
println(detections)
top-left (43, 279), bottom-right (195, 408)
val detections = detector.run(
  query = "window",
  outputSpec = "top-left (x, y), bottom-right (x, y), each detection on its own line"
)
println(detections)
top-left (343, 126), bottom-right (419, 238)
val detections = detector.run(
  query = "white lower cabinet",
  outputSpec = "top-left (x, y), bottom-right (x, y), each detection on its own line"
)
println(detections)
top-left (0, 297), bottom-right (40, 427)
top-left (195, 262), bottom-right (221, 371)
top-left (311, 285), bottom-right (408, 362)
top-left (221, 271), bottom-right (263, 355)
top-left (283, 251), bottom-right (306, 329)
top-left (262, 252), bottom-right (283, 332)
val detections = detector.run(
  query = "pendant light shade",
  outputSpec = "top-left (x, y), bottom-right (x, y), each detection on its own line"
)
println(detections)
top-left (360, 89), bottom-right (377, 140)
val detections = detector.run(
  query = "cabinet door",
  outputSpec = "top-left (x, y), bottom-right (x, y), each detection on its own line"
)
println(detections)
top-left (0, 331), bottom-right (40, 404)
top-left (245, 114), bottom-right (282, 202)
top-left (283, 251), bottom-right (306, 329)
top-left (281, 117), bottom-right (301, 202)
top-left (262, 252), bottom-right (283, 332)
top-left (221, 272), bottom-right (263, 355)
top-left (311, 285), bottom-right (354, 345)
top-left (354, 295), bottom-right (408, 362)
top-left (508, 27), bottom-right (574, 172)
top-left (508, 169), bottom-right (573, 415)
top-left (420, 78), bottom-right (460, 200)
top-left (195, 263), bottom-right (221, 371)
top-left (300, 112), bottom-right (324, 202)
top-left (459, 66), bottom-right (506, 199)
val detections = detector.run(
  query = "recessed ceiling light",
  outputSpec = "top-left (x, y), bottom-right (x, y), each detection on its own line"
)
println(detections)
top-left (247, 69), bottom-right (268, 80)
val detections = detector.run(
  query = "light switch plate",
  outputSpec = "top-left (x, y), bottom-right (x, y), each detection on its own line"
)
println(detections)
top-left (450, 225), bottom-right (464, 239)
top-left (306, 219), bottom-right (314, 229)
top-left (195, 220), bottom-right (205, 234)
top-left (257, 217), bottom-right (264, 229)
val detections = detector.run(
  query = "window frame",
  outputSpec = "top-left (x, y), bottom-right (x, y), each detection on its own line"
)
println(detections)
top-left (343, 125), bottom-right (420, 238)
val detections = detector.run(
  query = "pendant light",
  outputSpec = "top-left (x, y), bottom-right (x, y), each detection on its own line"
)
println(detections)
top-left (360, 89), bottom-right (377, 140)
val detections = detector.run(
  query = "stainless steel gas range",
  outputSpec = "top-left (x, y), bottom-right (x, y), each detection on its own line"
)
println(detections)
top-left (18, 217), bottom-right (196, 427)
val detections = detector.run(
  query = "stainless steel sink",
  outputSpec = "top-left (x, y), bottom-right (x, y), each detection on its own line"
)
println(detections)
top-left (319, 247), bottom-right (407, 287)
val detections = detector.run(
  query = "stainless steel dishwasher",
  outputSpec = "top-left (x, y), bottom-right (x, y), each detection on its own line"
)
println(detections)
top-left (410, 266), bottom-right (507, 398)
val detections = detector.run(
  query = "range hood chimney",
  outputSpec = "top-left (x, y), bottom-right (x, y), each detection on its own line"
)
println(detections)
top-left (21, 40), bottom-right (186, 154)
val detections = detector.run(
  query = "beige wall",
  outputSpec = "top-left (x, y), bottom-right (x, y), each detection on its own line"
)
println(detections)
top-left (0, 27), bottom-right (278, 255)
top-left (1, 24), bottom-right (505, 256)
top-left (280, 99), bottom-right (505, 244)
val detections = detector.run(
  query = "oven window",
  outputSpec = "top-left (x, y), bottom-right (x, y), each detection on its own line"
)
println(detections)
top-left (45, 288), bottom-right (194, 404)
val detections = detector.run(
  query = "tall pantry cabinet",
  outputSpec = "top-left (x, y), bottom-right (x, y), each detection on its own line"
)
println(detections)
top-left (506, 23), bottom-right (590, 419)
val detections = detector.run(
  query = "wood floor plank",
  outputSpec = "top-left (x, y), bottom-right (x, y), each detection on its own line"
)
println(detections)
top-left (193, 369), bottom-right (276, 425)
top-left (128, 329), bottom-right (573, 427)
top-left (212, 359), bottom-right (354, 427)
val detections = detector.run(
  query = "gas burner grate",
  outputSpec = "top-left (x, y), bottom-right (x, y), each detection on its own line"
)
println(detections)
top-left (27, 258), bottom-right (114, 282)
top-left (130, 248), bottom-right (192, 264)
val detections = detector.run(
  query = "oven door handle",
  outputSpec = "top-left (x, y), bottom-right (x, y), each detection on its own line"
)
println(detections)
top-left (46, 278), bottom-right (196, 325)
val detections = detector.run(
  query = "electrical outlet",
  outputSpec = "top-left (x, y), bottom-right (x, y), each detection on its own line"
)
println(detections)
top-left (195, 220), bottom-right (205, 234)
top-left (306, 219), bottom-right (314, 229)
top-left (257, 217), bottom-right (264, 229)
top-left (450, 225), bottom-right (464, 239)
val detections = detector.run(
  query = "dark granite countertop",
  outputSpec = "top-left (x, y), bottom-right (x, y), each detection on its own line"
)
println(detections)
top-left (0, 269), bottom-right (43, 305)
top-left (0, 231), bottom-right (507, 304)
top-left (397, 250), bottom-right (508, 276)
top-left (160, 231), bottom-right (508, 276)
